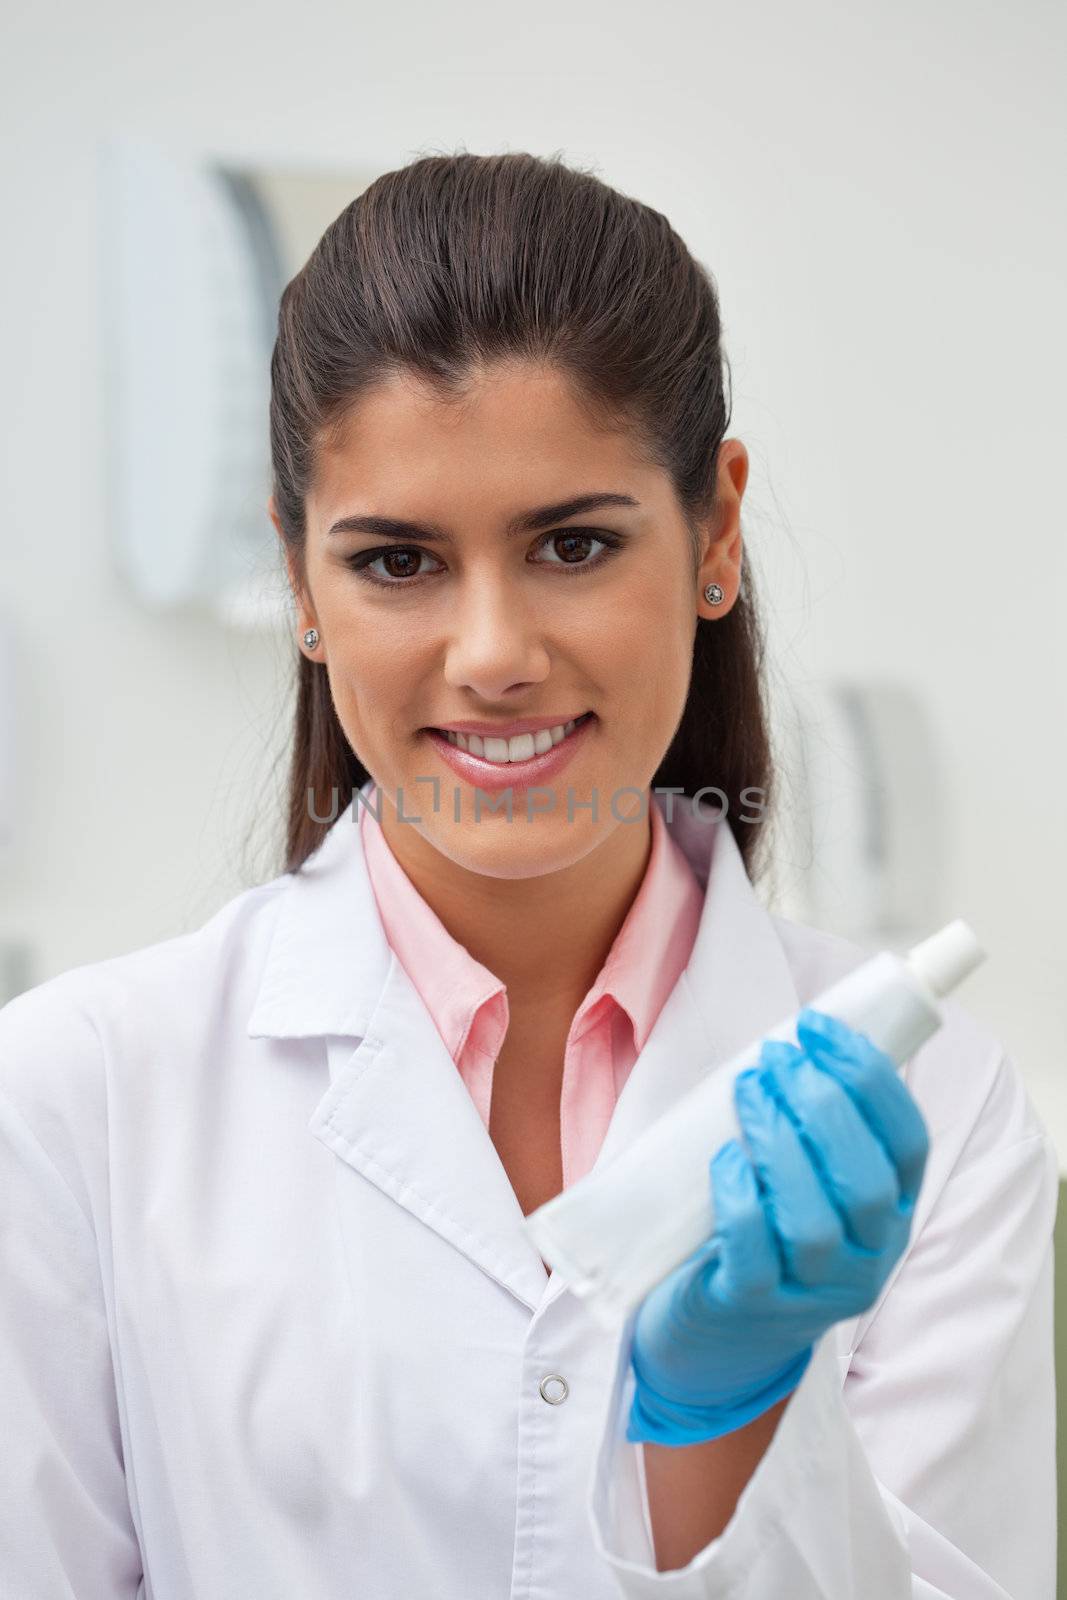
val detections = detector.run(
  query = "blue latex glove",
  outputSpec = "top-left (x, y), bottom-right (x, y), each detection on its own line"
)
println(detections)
top-left (626, 1006), bottom-right (931, 1445)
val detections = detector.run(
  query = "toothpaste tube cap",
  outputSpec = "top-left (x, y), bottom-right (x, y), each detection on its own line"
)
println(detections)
top-left (904, 918), bottom-right (985, 1000)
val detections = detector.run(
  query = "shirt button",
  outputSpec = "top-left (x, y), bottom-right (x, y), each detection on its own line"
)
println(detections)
top-left (539, 1374), bottom-right (569, 1405)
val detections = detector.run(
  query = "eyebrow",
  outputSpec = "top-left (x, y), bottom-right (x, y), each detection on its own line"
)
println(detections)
top-left (325, 491), bottom-right (642, 544)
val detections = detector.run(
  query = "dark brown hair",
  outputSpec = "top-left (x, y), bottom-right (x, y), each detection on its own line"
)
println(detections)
top-left (269, 149), bottom-right (775, 879)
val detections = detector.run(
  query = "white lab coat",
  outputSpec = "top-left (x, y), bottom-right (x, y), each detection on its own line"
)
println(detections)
top-left (0, 785), bottom-right (1057, 1599)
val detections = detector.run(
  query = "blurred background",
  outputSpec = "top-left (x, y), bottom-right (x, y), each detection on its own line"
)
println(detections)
top-left (0, 11), bottom-right (1063, 1139)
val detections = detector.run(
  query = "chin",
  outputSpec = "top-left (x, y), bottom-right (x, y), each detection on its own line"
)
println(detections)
top-left (427, 812), bottom-right (602, 876)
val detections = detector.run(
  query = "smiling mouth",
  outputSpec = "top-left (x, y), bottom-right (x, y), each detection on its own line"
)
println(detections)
top-left (426, 712), bottom-right (596, 764)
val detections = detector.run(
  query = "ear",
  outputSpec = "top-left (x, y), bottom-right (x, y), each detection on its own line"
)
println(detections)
top-left (697, 438), bottom-right (747, 618)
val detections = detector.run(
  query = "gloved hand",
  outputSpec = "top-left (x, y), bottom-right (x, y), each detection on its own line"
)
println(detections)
top-left (626, 1006), bottom-right (930, 1445)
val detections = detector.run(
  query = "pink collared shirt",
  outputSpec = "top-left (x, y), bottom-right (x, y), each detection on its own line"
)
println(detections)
top-left (358, 792), bottom-right (704, 1189)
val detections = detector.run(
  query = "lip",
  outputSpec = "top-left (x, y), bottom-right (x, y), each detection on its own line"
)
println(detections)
top-left (424, 713), bottom-right (592, 738)
top-left (423, 712), bottom-right (596, 791)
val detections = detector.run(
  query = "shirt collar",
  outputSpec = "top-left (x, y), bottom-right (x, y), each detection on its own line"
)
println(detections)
top-left (358, 797), bottom-right (506, 1062)
top-left (357, 788), bottom-right (705, 1062)
top-left (247, 779), bottom-right (787, 1048)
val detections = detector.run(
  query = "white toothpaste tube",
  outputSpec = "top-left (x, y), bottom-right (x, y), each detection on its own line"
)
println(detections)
top-left (522, 918), bottom-right (986, 1329)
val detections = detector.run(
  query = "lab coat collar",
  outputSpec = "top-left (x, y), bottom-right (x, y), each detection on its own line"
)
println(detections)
top-left (246, 785), bottom-right (394, 1042)
top-left (248, 782), bottom-right (800, 1315)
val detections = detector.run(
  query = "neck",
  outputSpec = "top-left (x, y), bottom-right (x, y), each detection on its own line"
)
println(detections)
top-left (376, 801), bottom-right (654, 1013)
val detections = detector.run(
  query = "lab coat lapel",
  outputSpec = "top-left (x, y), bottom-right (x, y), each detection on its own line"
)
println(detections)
top-left (598, 795), bottom-right (801, 1170)
top-left (248, 784), bottom-right (549, 1312)
top-left (309, 955), bottom-right (550, 1312)
top-left (537, 796), bottom-right (801, 1314)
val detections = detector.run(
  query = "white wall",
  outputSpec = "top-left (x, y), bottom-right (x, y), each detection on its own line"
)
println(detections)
top-left (2, 0), bottom-right (1064, 1154)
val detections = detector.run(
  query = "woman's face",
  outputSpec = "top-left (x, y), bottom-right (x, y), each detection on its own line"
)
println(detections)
top-left (276, 360), bottom-right (745, 881)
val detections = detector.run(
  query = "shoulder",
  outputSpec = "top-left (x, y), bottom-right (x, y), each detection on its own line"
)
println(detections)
top-left (1, 868), bottom-right (291, 1040)
top-left (0, 869), bottom-right (294, 1160)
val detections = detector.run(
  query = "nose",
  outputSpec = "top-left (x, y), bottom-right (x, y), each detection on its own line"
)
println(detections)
top-left (440, 571), bottom-right (552, 702)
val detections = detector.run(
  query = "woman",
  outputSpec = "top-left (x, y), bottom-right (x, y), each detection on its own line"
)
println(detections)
top-left (0, 152), bottom-right (1056, 1598)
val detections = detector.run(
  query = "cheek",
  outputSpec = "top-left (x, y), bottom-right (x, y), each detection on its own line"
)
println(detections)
top-left (322, 606), bottom-right (410, 695)
top-left (320, 633), bottom-right (397, 752)
top-left (606, 607), bottom-right (691, 703)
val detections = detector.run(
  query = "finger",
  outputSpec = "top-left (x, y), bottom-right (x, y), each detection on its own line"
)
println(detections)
top-left (795, 1009), bottom-right (931, 1207)
top-left (701, 1139), bottom-right (780, 1301)
top-left (733, 1069), bottom-right (846, 1288)
top-left (758, 1045), bottom-right (901, 1253)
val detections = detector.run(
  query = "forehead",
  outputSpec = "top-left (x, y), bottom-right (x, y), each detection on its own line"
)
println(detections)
top-left (310, 361), bottom-right (653, 521)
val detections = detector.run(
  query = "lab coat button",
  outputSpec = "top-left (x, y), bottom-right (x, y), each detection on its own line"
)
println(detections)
top-left (539, 1373), bottom-right (569, 1405)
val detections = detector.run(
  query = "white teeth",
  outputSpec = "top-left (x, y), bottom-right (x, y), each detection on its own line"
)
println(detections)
top-left (441, 716), bottom-right (587, 763)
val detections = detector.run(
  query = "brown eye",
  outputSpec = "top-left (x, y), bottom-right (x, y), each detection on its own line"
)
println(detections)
top-left (552, 533), bottom-right (595, 563)
top-left (344, 545), bottom-right (443, 586)
top-left (532, 528), bottom-right (626, 571)
top-left (344, 527), bottom-right (627, 590)
top-left (379, 550), bottom-right (422, 579)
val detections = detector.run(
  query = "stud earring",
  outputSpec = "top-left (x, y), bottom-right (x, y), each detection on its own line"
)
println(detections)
top-left (703, 583), bottom-right (725, 606)
top-left (303, 628), bottom-right (320, 650)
